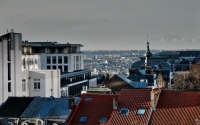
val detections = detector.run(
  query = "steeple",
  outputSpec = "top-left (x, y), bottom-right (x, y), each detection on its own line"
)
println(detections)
top-left (145, 35), bottom-right (152, 66)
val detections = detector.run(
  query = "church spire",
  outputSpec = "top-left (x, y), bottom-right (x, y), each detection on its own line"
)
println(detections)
top-left (145, 35), bottom-right (152, 66)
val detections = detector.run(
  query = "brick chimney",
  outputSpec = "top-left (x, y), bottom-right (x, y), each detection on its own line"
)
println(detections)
top-left (150, 88), bottom-right (160, 109)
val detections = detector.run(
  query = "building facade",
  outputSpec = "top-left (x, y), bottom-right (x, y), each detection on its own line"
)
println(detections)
top-left (21, 41), bottom-right (83, 72)
top-left (0, 30), bottom-right (22, 104)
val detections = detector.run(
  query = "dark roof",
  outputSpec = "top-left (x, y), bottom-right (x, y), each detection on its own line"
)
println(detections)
top-left (68, 94), bottom-right (119, 125)
top-left (179, 51), bottom-right (200, 57)
top-left (150, 90), bottom-right (200, 125)
top-left (104, 75), bottom-right (134, 94)
top-left (108, 89), bottom-right (151, 125)
top-left (61, 70), bottom-right (91, 78)
top-left (0, 97), bottom-right (34, 117)
top-left (20, 97), bottom-right (78, 119)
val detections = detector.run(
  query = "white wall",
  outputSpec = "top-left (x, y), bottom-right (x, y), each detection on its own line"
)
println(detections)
top-left (22, 70), bottom-right (60, 98)
top-left (0, 33), bottom-right (22, 105)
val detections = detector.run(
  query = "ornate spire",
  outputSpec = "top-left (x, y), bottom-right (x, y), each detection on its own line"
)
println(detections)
top-left (145, 35), bottom-right (152, 67)
top-left (146, 35), bottom-right (152, 57)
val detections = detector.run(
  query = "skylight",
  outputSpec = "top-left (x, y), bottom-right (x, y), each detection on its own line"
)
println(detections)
top-left (79, 116), bottom-right (88, 123)
top-left (136, 108), bottom-right (146, 115)
top-left (99, 117), bottom-right (108, 123)
top-left (85, 97), bottom-right (93, 101)
top-left (120, 108), bottom-right (129, 115)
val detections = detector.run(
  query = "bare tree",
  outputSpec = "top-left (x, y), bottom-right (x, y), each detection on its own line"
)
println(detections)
top-left (172, 62), bottom-right (200, 91)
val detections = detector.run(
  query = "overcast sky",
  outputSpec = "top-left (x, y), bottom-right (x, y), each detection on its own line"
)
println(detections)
top-left (0, 0), bottom-right (199, 50)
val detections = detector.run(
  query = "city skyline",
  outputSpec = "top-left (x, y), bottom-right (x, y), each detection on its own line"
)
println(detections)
top-left (0, 0), bottom-right (199, 50)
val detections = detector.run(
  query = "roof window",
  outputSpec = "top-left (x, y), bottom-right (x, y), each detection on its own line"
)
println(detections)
top-left (85, 97), bottom-right (93, 101)
top-left (99, 117), bottom-right (108, 123)
top-left (79, 116), bottom-right (88, 123)
top-left (120, 108), bottom-right (129, 115)
top-left (136, 108), bottom-right (146, 115)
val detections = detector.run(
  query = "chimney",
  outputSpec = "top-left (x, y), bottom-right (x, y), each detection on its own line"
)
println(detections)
top-left (68, 95), bottom-right (75, 109)
top-left (113, 98), bottom-right (118, 109)
top-left (11, 29), bottom-right (14, 33)
top-left (150, 88), bottom-right (160, 109)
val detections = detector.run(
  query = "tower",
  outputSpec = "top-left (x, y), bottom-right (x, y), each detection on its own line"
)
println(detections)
top-left (145, 36), bottom-right (153, 74)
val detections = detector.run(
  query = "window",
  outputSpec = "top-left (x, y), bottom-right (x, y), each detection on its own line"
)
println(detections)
top-left (52, 65), bottom-right (57, 69)
top-left (8, 63), bottom-right (11, 80)
top-left (34, 79), bottom-right (40, 89)
top-left (47, 65), bottom-right (51, 69)
top-left (64, 56), bottom-right (68, 64)
top-left (79, 116), bottom-right (88, 123)
top-left (8, 82), bottom-right (11, 92)
top-left (52, 56), bottom-right (57, 64)
top-left (58, 66), bottom-right (62, 72)
top-left (136, 108), bottom-right (146, 115)
top-left (58, 56), bottom-right (62, 64)
top-left (57, 48), bottom-right (63, 53)
top-left (47, 56), bottom-right (51, 64)
top-left (85, 97), bottom-right (93, 101)
top-left (22, 79), bottom-right (26, 91)
top-left (99, 117), bottom-right (108, 123)
top-left (49, 48), bottom-right (55, 53)
top-left (64, 65), bottom-right (68, 72)
top-left (120, 108), bottom-right (129, 115)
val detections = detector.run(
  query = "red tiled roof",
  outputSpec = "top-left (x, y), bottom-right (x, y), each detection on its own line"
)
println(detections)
top-left (150, 90), bottom-right (200, 125)
top-left (108, 89), bottom-right (151, 125)
top-left (68, 94), bottom-right (119, 125)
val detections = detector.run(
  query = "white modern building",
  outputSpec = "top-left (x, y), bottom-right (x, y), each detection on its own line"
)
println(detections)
top-left (0, 29), bottom-right (22, 104)
top-left (21, 41), bottom-right (83, 72)
top-left (0, 30), bottom-right (92, 105)
top-left (21, 41), bottom-right (92, 97)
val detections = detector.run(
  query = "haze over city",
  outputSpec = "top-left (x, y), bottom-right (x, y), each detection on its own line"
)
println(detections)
top-left (0, 0), bottom-right (199, 50)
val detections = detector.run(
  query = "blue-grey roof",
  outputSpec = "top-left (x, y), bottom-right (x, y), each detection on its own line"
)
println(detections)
top-left (22, 42), bottom-right (83, 47)
top-left (20, 97), bottom-right (78, 119)
top-left (129, 82), bottom-right (148, 88)
top-left (116, 74), bottom-right (133, 84)
top-left (116, 74), bottom-right (148, 88)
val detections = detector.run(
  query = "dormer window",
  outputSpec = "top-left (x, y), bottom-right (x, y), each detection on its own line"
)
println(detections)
top-left (136, 108), bottom-right (146, 115)
top-left (120, 108), bottom-right (129, 115)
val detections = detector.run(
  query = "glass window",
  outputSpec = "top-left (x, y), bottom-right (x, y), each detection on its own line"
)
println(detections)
top-left (120, 108), bottom-right (129, 115)
top-left (22, 79), bottom-right (26, 91)
top-left (47, 65), bottom-right (51, 69)
top-left (64, 56), bottom-right (68, 64)
top-left (64, 65), bottom-right (68, 72)
top-left (79, 116), bottom-right (88, 123)
top-left (52, 56), bottom-right (57, 64)
top-left (85, 97), bottom-right (93, 101)
top-left (58, 65), bottom-right (62, 72)
top-left (136, 108), bottom-right (146, 115)
top-left (57, 48), bottom-right (63, 53)
top-left (53, 65), bottom-right (57, 69)
top-left (8, 82), bottom-right (11, 92)
top-left (58, 56), bottom-right (62, 64)
top-left (34, 79), bottom-right (40, 89)
top-left (49, 48), bottom-right (55, 53)
top-left (47, 56), bottom-right (51, 64)
top-left (99, 117), bottom-right (108, 123)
